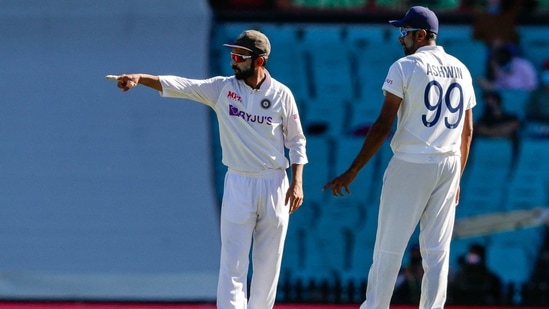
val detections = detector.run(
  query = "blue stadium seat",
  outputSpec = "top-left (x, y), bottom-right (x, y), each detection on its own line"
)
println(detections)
top-left (260, 23), bottom-right (302, 47)
top-left (345, 25), bottom-right (391, 46)
top-left (499, 89), bottom-right (530, 120)
top-left (268, 48), bottom-right (311, 106)
top-left (281, 222), bottom-right (307, 279)
top-left (466, 138), bottom-right (515, 183)
top-left (511, 139), bottom-right (549, 184)
top-left (503, 177), bottom-right (547, 211)
top-left (355, 202), bottom-right (379, 246)
top-left (343, 204), bottom-right (378, 285)
top-left (314, 200), bottom-right (366, 277)
top-left (281, 200), bottom-right (321, 282)
top-left (488, 245), bottom-right (530, 290)
top-left (349, 26), bottom-right (400, 105)
top-left (319, 198), bottom-right (366, 228)
top-left (341, 241), bottom-right (374, 288)
top-left (302, 98), bottom-right (349, 138)
top-left (353, 47), bottom-right (397, 100)
top-left (301, 25), bottom-right (345, 45)
top-left (457, 181), bottom-right (507, 217)
top-left (458, 138), bottom-right (514, 216)
top-left (285, 201), bottom-right (362, 285)
top-left (490, 227), bottom-right (545, 264)
top-left (285, 231), bottom-right (334, 285)
top-left (518, 25), bottom-right (549, 70)
top-left (281, 140), bottom-right (331, 282)
top-left (302, 136), bottom-right (334, 204)
top-left (333, 137), bottom-right (377, 203)
top-left (347, 98), bottom-right (382, 137)
top-left (306, 44), bottom-right (355, 101)
top-left (213, 22), bottom-right (254, 46)
top-left (301, 26), bottom-right (353, 101)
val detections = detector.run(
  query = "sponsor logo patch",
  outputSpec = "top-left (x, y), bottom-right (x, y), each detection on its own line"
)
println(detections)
top-left (229, 104), bottom-right (272, 125)
top-left (227, 91), bottom-right (242, 103)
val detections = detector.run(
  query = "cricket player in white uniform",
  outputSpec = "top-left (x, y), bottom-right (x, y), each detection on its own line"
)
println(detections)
top-left (114, 30), bottom-right (308, 309)
top-left (323, 6), bottom-right (475, 309)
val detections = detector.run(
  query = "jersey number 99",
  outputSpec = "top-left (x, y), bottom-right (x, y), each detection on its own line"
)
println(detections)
top-left (422, 81), bottom-right (463, 129)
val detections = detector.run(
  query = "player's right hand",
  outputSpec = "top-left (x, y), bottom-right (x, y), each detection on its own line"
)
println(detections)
top-left (117, 74), bottom-right (139, 92)
top-left (322, 169), bottom-right (356, 197)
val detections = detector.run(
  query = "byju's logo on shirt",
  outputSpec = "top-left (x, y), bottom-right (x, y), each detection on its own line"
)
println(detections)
top-left (229, 104), bottom-right (272, 125)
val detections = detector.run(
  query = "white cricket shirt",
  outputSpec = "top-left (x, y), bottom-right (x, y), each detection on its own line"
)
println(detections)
top-left (382, 45), bottom-right (476, 162)
top-left (159, 71), bottom-right (307, 173)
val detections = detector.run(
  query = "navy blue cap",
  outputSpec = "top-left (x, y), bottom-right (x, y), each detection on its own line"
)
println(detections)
top-left (389, 6), bottom-right (439, 34)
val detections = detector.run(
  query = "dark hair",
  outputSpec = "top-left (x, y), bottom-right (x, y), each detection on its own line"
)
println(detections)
top-left (426, 31), bottom-right (437, 41)
top-left (468, 243), bottom-right (486, 264)
top-left (413, 30), bottom-right (437, 41)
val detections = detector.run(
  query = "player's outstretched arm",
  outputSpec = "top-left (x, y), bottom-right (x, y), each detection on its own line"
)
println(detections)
top-left (116, 74), bottom-right (162, 92)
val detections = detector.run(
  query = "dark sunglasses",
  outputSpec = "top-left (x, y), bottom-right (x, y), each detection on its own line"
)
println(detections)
top-left (231, 52), bottom-right (254, 63)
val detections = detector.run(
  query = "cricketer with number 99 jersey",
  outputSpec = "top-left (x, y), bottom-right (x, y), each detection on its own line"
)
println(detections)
top-left (382, 45), bottom-right (476, 162)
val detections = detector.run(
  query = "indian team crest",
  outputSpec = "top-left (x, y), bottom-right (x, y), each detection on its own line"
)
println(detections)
top-left (260, 99), bottom-right (271, 109)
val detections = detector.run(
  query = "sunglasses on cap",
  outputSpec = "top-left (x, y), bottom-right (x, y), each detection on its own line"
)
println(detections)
top-left (231, 52), bottom-right (255, 63)
top-left (398, 27), bottom-right (423, 38)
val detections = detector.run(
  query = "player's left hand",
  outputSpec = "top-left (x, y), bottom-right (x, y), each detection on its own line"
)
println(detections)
top-left (285, 181), bottom-right (303, 214)
top-left (323, 169), bottom-right (357, 197)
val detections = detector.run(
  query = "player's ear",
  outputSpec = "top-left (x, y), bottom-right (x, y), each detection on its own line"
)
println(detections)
top-left (256, 56), bottom-right (265, 67)
top-left (416, 29), bottom-right (427, 41)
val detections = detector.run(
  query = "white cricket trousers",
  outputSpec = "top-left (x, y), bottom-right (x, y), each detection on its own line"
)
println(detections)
top-left (360, 155), bottom-right (460, 309)
top-left (217, 168), bottom-right (290, 309)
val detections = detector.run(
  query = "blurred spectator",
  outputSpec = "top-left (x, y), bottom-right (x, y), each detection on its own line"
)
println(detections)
top-left (448, 243), bottom-right (503, 305)
top-left (477, 44), bottom-right (538, 91)
top-left (526, 59), bottom-right (549, 123)
top-left (523, 59), bottom-right (549, 138)
top-left (392, 244), bottom-right (423, 305)
top-left (471, 0), bottom-right (524, 50)
top-left (522, 229), bottom-right (549, 306)
top-left (474, 90), bottom-right (521, 158)
top-left (470, 0), bottom-right (535, 85)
